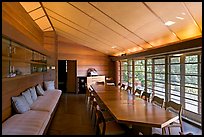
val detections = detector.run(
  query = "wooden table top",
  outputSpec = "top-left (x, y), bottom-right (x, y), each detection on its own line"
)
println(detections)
top-left (91, 84), bottom-right (179, 128)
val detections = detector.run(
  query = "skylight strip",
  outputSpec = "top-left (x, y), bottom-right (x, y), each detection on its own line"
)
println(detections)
top-left (28, 6), bottom-right (41, 14)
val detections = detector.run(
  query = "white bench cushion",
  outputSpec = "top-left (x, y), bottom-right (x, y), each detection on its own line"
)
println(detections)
top-left (30, 90), bottom-right (62, 112)
top-left (2, 110), bottom-right (50, 135)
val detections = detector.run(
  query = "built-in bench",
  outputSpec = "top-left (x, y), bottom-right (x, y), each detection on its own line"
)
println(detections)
top-left (2, 81), bottom-right (62, 135)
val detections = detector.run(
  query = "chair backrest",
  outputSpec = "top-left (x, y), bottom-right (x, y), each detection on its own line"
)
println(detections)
top-left (125, 86), bottom-right (132, 94)
top-left (120, 84), bottom-right (125, 90)
top-left (95, 109), bottom-right (106, 135)
top-left (141, 92), bottom-right (151, 102)
top-left (134, 89), bottom-right (142, 97)
top-left (165, 101), bottom-right (182, 118)
top-left (151, 96), bottom-right (164, 108)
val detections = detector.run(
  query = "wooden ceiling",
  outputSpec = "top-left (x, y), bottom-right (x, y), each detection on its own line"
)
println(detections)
top-left (19, 2), bottom-right (202, 56)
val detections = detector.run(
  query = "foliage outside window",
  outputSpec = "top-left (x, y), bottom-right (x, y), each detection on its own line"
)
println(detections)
top-left (134, 59), bottom-right (145, 90)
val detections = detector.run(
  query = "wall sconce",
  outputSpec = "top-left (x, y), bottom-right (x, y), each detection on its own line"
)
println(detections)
top-left (51, 66), bottom-right (55, 70)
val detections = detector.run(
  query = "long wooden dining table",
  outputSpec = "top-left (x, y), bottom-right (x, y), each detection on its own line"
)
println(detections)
top-left (91, 84), bottom-right (179, 135)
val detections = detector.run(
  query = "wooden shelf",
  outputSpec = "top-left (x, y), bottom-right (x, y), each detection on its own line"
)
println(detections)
top-left (2, 56), bottom-right (47, 65)
top-left (2, 72), bottom-right (46, 82)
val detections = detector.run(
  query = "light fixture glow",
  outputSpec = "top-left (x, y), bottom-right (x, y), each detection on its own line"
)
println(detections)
top-left (173, 53), bottom-right (183, 56)
top-left (176, 16), bottom-right (184, 20)
top-left (111, 46), bottom-right (116, 49)
top-left (181, 12), bottom-right (186, 15)
top-left (164, 21), bottom-right (175, 26)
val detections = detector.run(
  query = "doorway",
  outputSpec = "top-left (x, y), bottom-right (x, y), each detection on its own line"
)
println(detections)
top-left (58, 60), bottom-right (77, 93)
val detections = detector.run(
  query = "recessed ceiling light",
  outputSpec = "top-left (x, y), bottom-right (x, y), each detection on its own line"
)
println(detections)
top-left (176, 16), bottom-right (184, 20)
top-left (164, 21), bottom-right (175, 26)
top-left (181, 12), bottom-right (186, 15)
top-left (111, 46), bottom-right (116, 49)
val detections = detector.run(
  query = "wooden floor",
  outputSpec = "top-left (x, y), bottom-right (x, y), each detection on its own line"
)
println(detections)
top-left (47, 93), bottom-right (202, 135)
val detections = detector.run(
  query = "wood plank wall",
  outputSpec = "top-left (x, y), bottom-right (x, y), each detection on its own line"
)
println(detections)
top-left (2, 2), bottom-right (44, 53)
top-left (57, 35), bottom-right (115, 78)
top-left (43, 31), bottom-right (58, 87)
top-left (2, 2), bottom-right (57, 122)
top-left (2, 74), bottom-right (44, 122)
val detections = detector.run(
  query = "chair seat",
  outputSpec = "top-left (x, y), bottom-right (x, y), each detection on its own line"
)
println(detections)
top-left (99, 121), bottom-right (125, 135)
top-left (168, 121), bottom-right (182, 127)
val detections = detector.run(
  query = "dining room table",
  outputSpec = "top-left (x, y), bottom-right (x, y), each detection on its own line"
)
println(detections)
top-left (91, 84), bottom-right (179, 135)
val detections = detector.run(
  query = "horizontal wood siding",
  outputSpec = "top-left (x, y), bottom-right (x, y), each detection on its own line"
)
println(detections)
top-left (58, 35), bottom-right (115, 78)
top-left (2, 73), bottom-right (44, 122)
top-left (2, 3), bottom-right (57, 121)
top-left (2, 2), bottom-right (46, 54)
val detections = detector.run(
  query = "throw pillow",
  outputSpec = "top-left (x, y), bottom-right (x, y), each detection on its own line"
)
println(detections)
top-left (29, 87), bottom-right (38, 101)
top-left (36, 84), bottom-right (45, 96)
top-left (44, 81), bottom-right (55, 90)
top-left (22, 89), bottom-right (33, 106)
top-left (11, 95), bottom-right (30, 113)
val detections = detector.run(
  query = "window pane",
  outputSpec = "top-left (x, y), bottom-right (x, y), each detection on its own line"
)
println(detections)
top-left (154, 58), bottom-right (165, 64)
top-left (135, 60), bottom-right (145, 65)
top-left (170, 57), bottom-right (180, 63)
top-left (185, 64), bottom-right (198, 74)
top-left (185, 93), bottom-right (198, 101)
top-left (185, 87), bottom-right (198, 95)
top-left (147, 66), bottom-right (152, 72)
top-left (185, 55), bottom-right (198, 63)
top-left (185, 76), bottom-right (198, 86)
top-left (170, 64), bottom-right (180, 74)
top-left (147, 73), bottom-right (152, 80)
top-left (147, 81), bottom-right (152, 87)
top-left (147, 59), bottom-right (152, 64)
top-left (128, 65), bottom-right (132, 71)
top-left (170, 75), bottom-right (180, 84)
top-left (171, 85), bottom-right (180, 91)
top-left (135, 66), bottom-right (145, 71)
top-left (135, 59), bottom-right (145, 89)
top-left (155, 74), bottom-right (165, 81)
top-left (171, 90), bottom-right (180, 96)
top-left (155, 65), bottom-right (165, 73)
top-left (170, 95), bottom-right (180, 102)
top-left (171, 99), bottom-right (180, 104)
top-left (185, 100), bottom-right (198, 113)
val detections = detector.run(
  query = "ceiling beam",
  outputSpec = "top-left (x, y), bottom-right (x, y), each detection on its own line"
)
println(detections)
top-left (40, 2), bottom-right (56, 32)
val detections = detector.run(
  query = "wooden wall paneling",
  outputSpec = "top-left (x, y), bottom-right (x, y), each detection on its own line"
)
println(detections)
top-left (2, 2), bottom-right (45, 54)
top-left (2, 73), bottom-right (44, 122)
top-left (58, 35), bottom-right (115, 80)
top-left (43, 31), bottom-right (58, 87)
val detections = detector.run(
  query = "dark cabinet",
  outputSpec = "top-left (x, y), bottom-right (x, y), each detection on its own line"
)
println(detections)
top-left (77, 77), bottom-right (87, 94)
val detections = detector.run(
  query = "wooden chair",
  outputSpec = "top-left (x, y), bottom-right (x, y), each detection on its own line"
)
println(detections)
top-left (85, 87), bottom-right (94, 104)
top-left (151, 96), bottom-right (164, 108)
top-left (125, 86), bottom-right (132, 94)
top-left (134, 89), bottom-right (142, 97)
top-left (164, 101), bottom-right (183, 135)
top-left (141, 92), bottom-right (151, 102)
top-left (95, 109), bottom-right (126, 135)
top-left (91, 100), bottom-right (114, 128)
top-left (120, 84), bottom-right (125, 90)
